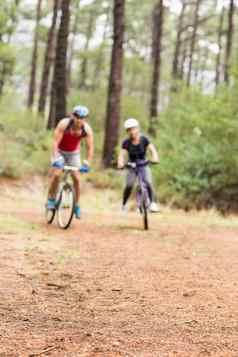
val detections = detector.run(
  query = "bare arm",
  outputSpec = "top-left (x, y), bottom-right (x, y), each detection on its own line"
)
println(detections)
top-left (85, 126), bottom-right (94, 164)
top-left (118, 149), bottom-right (127, 169)
top-left (148, 143), bottom-right (160, 163)
top-left (51, 119), bottom-right (68, 159)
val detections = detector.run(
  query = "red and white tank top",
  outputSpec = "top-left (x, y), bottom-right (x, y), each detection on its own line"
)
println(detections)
top-left (58, 119), bottom-right (90, 153)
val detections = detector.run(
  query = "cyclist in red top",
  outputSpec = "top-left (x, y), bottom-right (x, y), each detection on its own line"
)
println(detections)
top-left (47, 106), bottom-right (94, 219)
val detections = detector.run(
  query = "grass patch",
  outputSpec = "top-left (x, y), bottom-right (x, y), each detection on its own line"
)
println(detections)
top-left (0, 213), bottom-right (40, 234)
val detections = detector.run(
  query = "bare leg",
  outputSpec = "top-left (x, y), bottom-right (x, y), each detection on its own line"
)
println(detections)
top-left (48, 168), bottom-right (62, 199)
top-left (72, 172), bottom-right (81, 205)
top-left (144, 167), bottom-right (157, 202)
top-left (123, 168), bottom-right (136, 206)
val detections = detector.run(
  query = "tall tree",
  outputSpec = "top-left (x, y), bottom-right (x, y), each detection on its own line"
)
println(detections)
top-left (200, 46), bottom-right (209, 90)
top-left (93, 3), bottom-right (111, 90)
top-left (224, 0), bottom-right (235, 84)
top-left (102, 0), bottom-right (125, 167)
top-left (78, 8), bottom-right (95, 89)
top-left (172, 0), bottom-right (187, 81)
top-left (67, 0), bottom-right (80, 91)
top-left (186, 0), bottom-right (201, 87)
top-left (48, 0), bottom-right (71, 129)
top-left (149, 0), bottom-right (164, 136)
top-left (215, 6), bottom-right (225, 86)
top-left (0, 0), bottom-right (20, 96)
top-left (27, 0), bottom-right (42, 109)
top-left (38, 0), bottom-right (60, 115)
top-left (179, 40), bottom-right (188, 80)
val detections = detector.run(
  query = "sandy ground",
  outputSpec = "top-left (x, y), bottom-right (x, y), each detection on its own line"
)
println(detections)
top-left (0, 177), bottom-right (238, 357)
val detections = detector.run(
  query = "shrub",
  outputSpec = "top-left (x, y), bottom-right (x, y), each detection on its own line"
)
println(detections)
top-left (154, 85), bottom-right (238, 212)
top-left (0, 104), bottom-right (51, 177)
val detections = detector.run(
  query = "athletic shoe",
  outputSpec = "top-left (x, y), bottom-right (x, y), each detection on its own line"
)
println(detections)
top-left (121, 205), bottom-right (128, 214)
top-left (149, 202), bottom-right (160, 213)
top-left (74, 205), bottom-right (81, 219)
top-left (47, 198), bottom-right (56, 210)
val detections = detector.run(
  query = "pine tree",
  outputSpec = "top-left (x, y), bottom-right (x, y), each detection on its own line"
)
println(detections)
top-left (102, 0), bottom-right (125, 167)
top-left (224, 0), bottom-right (235, 84)
top-left (27, 0), bottom-right (42, 109)
top-left (149, 0), bottom-right (164, 136)
top-left (48, 0), bottom-right (71, 129)
top-left (38, 0), bottom-right (60, 115)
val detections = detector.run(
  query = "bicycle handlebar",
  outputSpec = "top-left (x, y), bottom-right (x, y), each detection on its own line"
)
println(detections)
top-left (63, 165), bottom-right (90, 173)
top-left (64, 165), bottom-right (79, 172)
top-left (118, 160), bottom-right (159, 170)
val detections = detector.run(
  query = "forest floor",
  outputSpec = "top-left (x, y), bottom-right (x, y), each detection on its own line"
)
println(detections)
top-left (0, 177), bottom-right (238, 357)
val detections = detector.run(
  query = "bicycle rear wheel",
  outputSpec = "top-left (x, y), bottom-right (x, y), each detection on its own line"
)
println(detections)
top-left (57, 184), bottom-right (75, 229)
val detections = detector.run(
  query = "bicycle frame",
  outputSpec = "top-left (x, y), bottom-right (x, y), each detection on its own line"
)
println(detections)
top-left (55, 166), bottom-right (78, 205)
top-left (61, 165), bottom-right (78, 184)
top-left (133, 164), bottom-right (151, 210)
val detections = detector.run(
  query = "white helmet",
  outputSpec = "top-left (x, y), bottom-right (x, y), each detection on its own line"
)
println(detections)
top-left (124, 118), bottom-right (139, 130)
top-left (73, 105), bottom-right (89, 118)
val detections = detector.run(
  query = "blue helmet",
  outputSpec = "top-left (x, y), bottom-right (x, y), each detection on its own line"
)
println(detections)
top-left (73, 105), bottom-right (89, 118)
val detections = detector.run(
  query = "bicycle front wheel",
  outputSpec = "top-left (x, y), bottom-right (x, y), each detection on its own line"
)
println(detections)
top-left (136, 186), bottom-right (149, 230)
top-left (45, 207), bottom-right (56, 224)
top-left (57, 184), bottom-right (75, 229)
top-left (141, 189), bottom-right (150, 231)
top-left (142, 200), bottom-right (149, 230)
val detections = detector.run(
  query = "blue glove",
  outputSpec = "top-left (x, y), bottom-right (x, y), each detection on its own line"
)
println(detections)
top-left (80, 164), bottom-right (90, 173)
top-left (52, 155), bottom-right (64, 169)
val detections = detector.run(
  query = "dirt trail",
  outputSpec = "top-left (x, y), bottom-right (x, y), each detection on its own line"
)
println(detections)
top-left (0, 178), bottom-right (238, 356)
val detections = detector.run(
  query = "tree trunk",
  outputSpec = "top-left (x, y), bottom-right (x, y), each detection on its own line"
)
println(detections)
top-left (0, 66), bottom-right (8, 96)
top-left (215, 6), bottom-right (225, 87)
top-left (27, 0), bottom-right (42, 109)
top-left (48, 0), bottom-right (71, 129)
top-left (200, 46), bottom-right (209, 90)
top-left (93, 4), bottom-right (111, 90)
top-left (172, 0), bottom-right (186, 81)
top-left (193, 46), bottom-right (201, 84)
top-left (38, 0), bottom-right (60, 116)
top-left (179, 42), bottom-right (188, 80)
top-left (186, 0), bottom-right (201, 87)
top-left (224, 0), bottom-right (235, 84)
top-left (78, 10), bottom-right (95, 90)
top-left (149, 0), bottom-right (164, 137)
top-left (67, 0), bottom-right (80, 91)
top-left (102, 0), bottom-right (125, 167)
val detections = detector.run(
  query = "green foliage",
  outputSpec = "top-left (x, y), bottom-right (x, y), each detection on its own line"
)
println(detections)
top-left (154, 84), bottom-right (238, 211)
top-left (0, 43), bottom-right (15, 74)
top-left (124, 56), bottom-right (151, 98)
top-left (38, 24), bottom-right (50, 43)
top-left (0, 99), bottom-right (51, 177)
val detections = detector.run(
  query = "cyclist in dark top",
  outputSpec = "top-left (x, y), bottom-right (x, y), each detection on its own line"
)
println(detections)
top-left (118, 118), bottom-right (160, 213)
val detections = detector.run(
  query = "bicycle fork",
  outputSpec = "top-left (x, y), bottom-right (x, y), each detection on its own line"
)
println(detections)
top-left (136, 172), bottom-right (151, 212)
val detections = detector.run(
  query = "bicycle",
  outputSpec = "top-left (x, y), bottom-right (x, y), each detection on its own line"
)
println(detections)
top-left (46, 165), bottom-right (88, 229)
top-left (121, 160), bottom-right (158, 231)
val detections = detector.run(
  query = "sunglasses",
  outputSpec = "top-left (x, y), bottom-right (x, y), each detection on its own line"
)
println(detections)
top-left (73, 113), bottom-right (86, 120)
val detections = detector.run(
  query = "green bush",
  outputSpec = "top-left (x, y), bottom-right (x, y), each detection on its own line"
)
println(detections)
top-left (154, 84), bottom-right (238, 212)
top-left (0, 105), bottom-right (51, 177)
